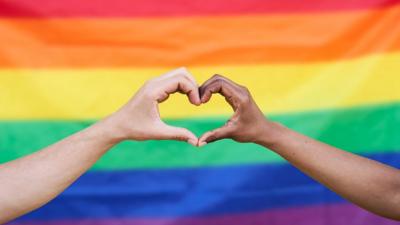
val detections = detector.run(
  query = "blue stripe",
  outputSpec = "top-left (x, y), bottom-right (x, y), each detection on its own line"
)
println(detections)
top-left (19, 152), bottom-right (400, 220)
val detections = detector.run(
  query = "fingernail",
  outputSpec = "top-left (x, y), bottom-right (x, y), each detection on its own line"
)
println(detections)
top-left (188, 139), bottom-right (198, 146)
top-left (198, 141), bottom-right (207, 147)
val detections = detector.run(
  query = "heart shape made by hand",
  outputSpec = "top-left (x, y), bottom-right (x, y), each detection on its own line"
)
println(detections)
top-left (159, 92), bottom-right (229, 143)
top-left (154, 72), bottom-right (267, 147)
top-left (111, 68), bottom-right (267, 147)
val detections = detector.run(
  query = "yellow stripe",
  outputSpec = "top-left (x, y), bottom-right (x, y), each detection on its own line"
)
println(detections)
top-left (1, 53), bottom-right (399, 120)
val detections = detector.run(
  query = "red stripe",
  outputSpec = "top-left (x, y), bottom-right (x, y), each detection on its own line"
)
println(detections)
top-left (0, 0), bottom-right (399, 18)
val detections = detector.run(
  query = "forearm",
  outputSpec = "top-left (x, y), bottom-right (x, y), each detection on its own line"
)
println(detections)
top-left (0, 117), bottom-right (122, 223)
top-left (257, 122), bottom-right (400, 220)
top-left (0, 68), bottom-right (199, 224)
top-left (196, 75), bottom-right (400, 220)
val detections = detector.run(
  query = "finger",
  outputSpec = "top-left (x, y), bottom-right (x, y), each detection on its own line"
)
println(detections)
top-left (199, 74), bottom-right (241, 95)
top-left (160, 75), bottom-right (201, 105)
top-left (151, 68), bottom-right (201, 105)
top-left (160, 67), bottom-right (196, 83)
top-left (178, 67), bottom-right (198, 89)
top-left (179, 78), bottom-right (201, 106)
top-left (160, 67), bottom-right (198, 90)
top-left (160, 124), bottom-right (198, 146)
top-left (175, 68), bottom-right (200, 105)
top-left (198, 126), bottom-right (233, 146)
top-left (200, 75), bottom-right (232, 102)
top-left (199, 77), bottom-right (238, 109)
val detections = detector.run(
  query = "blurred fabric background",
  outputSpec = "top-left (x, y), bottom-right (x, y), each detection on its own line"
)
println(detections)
top-left (1, 0), bottom-right (400, 224)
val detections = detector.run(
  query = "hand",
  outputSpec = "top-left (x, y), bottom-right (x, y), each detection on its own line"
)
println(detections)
top-left (198, 75), bottom-right (272, 146)
top-left (104, 67), bottom-right (200, 146)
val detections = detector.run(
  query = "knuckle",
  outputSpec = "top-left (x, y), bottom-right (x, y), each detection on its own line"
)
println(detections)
top-left (238, 84), bottom-right (250, 93)
top-left (181, 74), bottom-right (192, 83)
top-left (144, 77), bottom-right (159, 88)
top-left (173, 72), bottom-right (185, 79)
top-left (212, 74), bottom-right (223, 80)
top-left (240, 86), bottom-right (251, 96)
top-left (177, 66), bottom-right (188, 73)
top-left (238, 92), bottom-right (251, 104)
top-left (142, 85), bottom-right (161, 100)
top-left (177, 67), bottom-right (191, 78)
top-left (176, 74), bottom-right (192, 85)
top-left (213, 77), bottom-right (226, 86)
top-left (143, 79), bottom-right (153, 87)
top-left (141, 84), bottom-right (152, 95)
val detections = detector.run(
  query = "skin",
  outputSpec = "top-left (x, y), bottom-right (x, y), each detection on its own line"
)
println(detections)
top-left (198, 74), bottom-right (400, 221)
top-left (0, 67), bottom-right (200, 224)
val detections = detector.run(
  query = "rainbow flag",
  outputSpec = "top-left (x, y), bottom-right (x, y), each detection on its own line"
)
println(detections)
top-left (1, 0), bottom-right (400, 224)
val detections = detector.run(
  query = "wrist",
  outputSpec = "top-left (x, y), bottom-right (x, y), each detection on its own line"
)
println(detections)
top-left (254, 120), bottom-right (287, 150)
top-left (93, 115), bottom-right (129, 145)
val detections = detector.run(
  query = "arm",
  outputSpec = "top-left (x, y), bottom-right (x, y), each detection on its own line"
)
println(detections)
top-left (0, 67), bottom-right (200, 224)
top-left (198, 74), bottom-right (400, 221)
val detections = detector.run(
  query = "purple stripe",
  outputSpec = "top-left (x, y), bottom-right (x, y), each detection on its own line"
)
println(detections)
top-left (8, 203), bottom-right (397, 225)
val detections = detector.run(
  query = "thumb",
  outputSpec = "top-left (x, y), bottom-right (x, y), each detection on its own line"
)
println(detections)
top-left (198, 126), bottom-right (232, 147)
top-left (160, 124), bottom-right (198, 146)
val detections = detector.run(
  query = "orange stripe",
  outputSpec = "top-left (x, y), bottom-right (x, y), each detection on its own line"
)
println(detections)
top-left (0, 6), bottom-right (399, 68)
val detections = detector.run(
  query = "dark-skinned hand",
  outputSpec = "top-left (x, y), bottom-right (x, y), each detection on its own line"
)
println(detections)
top-left (198, 75), bottom-right (273, 146)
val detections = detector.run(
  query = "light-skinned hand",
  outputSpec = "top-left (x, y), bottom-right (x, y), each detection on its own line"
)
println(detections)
top-left (104, 67), bottom-right (200, 146)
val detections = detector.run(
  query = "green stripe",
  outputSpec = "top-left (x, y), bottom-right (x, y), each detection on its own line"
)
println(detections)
top-left (1, 103), bottom-right (399, 170)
